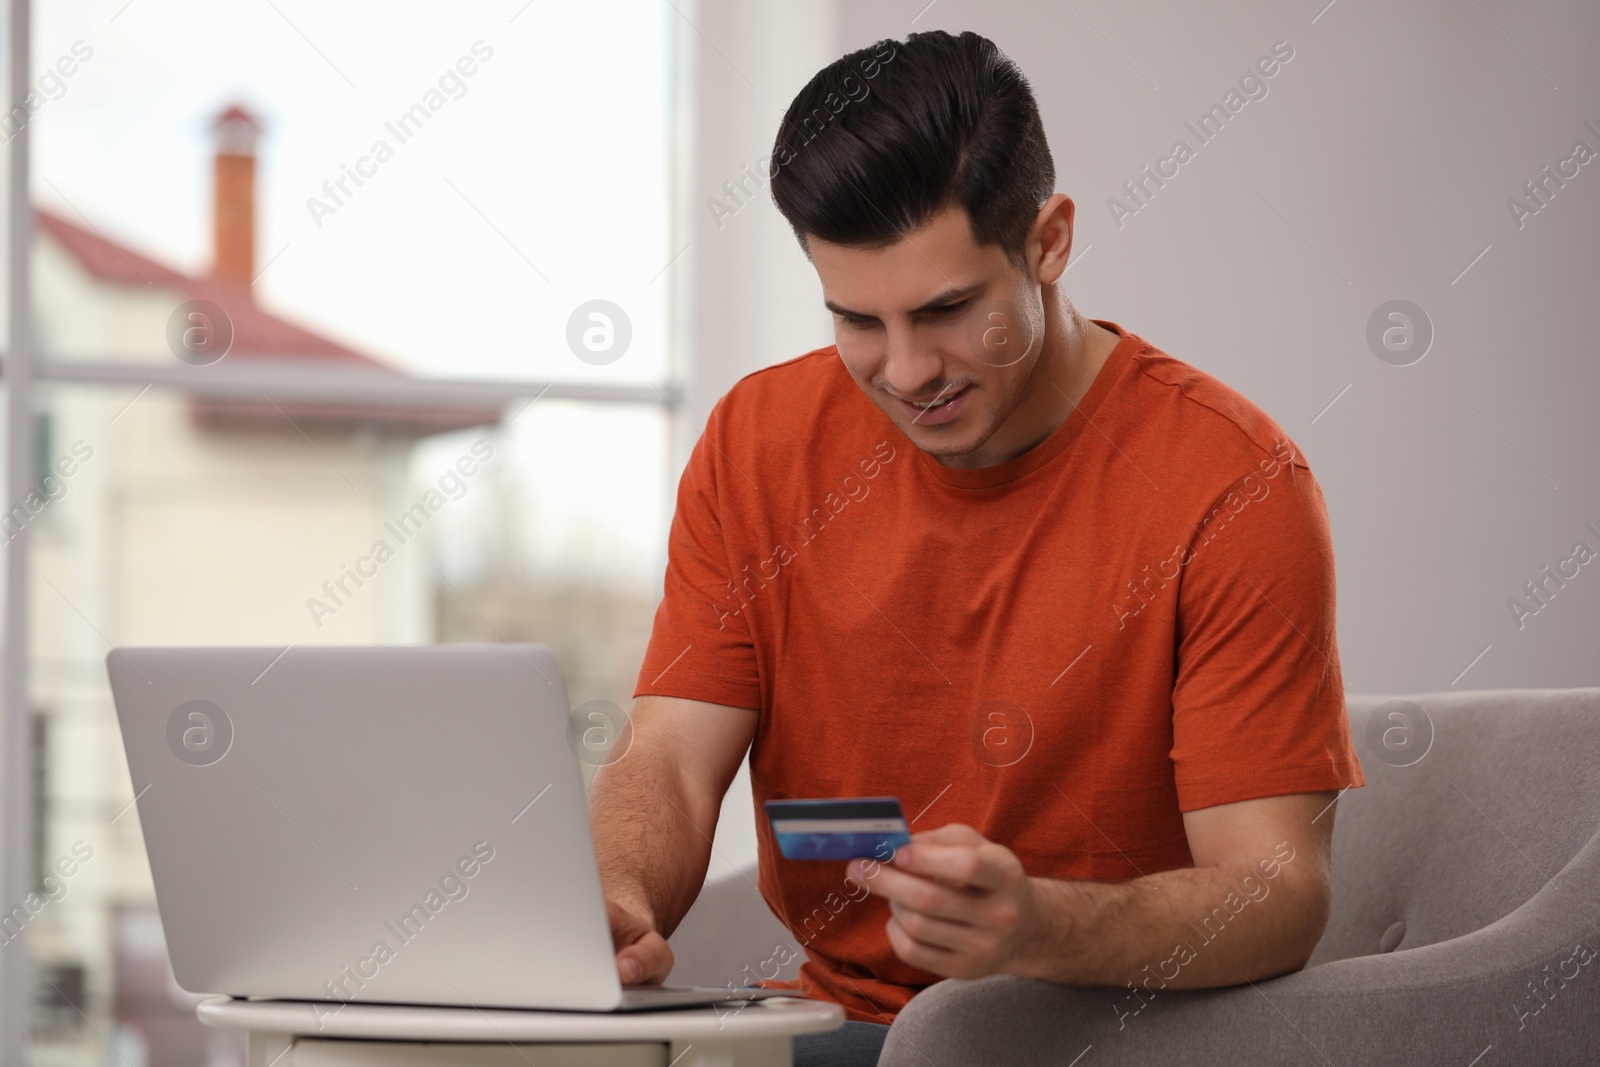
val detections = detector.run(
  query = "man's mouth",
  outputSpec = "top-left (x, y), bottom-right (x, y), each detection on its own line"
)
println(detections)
top-left (896, 384), bottom-right (972, 425)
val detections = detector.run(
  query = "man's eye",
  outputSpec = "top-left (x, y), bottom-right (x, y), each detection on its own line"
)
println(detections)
top-left (840, 315), bottom-right (873, 328)
top-left (928, 301), bottom-right (967, 316)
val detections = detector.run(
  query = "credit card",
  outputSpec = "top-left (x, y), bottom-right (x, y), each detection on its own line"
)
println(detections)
top-left (764, 797), bottom-right (911, 861)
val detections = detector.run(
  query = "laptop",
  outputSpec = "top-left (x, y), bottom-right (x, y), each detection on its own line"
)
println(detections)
top-left (106, 643), bottom-right (792, 1013)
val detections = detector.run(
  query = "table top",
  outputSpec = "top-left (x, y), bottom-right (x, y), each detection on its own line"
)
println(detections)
top-left (196, 994), bottom-right (845, 1042)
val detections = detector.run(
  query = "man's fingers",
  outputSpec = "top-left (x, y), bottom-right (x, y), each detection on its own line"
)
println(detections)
top-left (894, 841), bottom-right (1009, 890)
top-left (605, 898), bottom-right (651, 948)
top-left (887, 900), bottom-right (980, 952)
top-left (616, 930), bottom-right (674, 985)
top-left (858, 857), bottom-right (984, 922)
top-left (605, 897), bottom-right (674, 985)
top-left (884, 913), bottom-right (962, 973)
top-left (908, 823), bottom-right (985, 846)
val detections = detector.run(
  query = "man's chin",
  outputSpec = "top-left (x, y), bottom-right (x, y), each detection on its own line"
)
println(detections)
top-left (894, 417), bottom-right (994, 462)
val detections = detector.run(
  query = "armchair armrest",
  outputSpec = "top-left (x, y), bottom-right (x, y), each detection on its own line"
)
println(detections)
top-left (880, 831), bottom-right (1600, 1067)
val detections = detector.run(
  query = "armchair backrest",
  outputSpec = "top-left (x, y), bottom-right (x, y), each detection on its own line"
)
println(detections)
top-left (1311, 688), bottom-right (1600, 965)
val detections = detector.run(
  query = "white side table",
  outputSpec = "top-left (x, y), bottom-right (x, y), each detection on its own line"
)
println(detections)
top-left (197, 994), bottom-right (846, 1067)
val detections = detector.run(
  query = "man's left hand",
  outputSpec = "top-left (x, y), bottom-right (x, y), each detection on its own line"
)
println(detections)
top-left (847, 822), bottom-right (1038, 980)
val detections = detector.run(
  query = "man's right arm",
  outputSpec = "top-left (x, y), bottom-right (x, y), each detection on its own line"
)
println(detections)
top-left (587, 694), bottom-right (758, 985)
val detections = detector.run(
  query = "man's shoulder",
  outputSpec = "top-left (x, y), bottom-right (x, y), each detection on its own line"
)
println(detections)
top-left (696, 347), bottom-right (901, 502)
top-left (712, 344), bottom-right (874, 436)
top-left (1124, 339), bottom-right (1310, 477)
top-left (726, 343), bottom-right (852, 400)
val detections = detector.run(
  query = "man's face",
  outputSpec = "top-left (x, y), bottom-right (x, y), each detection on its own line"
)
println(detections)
top-left (809, 203), bottom-right (1047, 467)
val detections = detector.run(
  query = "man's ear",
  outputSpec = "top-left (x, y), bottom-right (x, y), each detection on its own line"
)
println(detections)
top-left (1029, 193), bottom-right (1076, 285)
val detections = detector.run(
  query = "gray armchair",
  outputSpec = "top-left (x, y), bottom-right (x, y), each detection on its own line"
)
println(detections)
top-left (670, 688), bottom-right (1600, 1065)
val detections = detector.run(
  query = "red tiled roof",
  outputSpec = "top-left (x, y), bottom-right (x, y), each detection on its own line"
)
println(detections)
top-left (36, 207), bottom-right (190, 289)
top-left (35, 206), bottom-right (502, 437)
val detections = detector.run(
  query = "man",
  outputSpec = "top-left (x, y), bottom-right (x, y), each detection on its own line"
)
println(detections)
top-left (588, 28), bottom-right (1364, 1066)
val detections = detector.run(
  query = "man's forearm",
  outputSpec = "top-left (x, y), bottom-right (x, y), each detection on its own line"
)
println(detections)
top-left (588, 751), bottom-right (717, 937)
top-left (1006, 842), bottom-right (1327, 988)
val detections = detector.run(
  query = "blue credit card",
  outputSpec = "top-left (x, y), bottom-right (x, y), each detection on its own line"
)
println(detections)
top-left (765, 797), bottom-right (911, 861)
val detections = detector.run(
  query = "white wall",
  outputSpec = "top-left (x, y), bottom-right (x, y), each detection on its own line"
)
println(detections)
top-left (678, 0), bottom-right (839, 428)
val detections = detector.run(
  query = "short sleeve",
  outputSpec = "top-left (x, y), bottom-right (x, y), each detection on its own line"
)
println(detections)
top-left (1169, 452), bottom-right (1365, 811)
top-left (632, 397), bottom-right (762, 710)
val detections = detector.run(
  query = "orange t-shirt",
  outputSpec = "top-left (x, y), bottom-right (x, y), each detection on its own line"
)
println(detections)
top-left (634, 319), bottom-right (1365, 1023)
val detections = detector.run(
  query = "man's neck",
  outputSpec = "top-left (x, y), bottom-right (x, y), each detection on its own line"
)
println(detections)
top-left (988, 297), bottom-right (1116, 464)
top-left (1046, 306), bottom-right (1116, 414)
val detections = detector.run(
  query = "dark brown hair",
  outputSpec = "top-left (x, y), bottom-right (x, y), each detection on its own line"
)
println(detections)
top-left (769, 29), bottom-right (1055, 266)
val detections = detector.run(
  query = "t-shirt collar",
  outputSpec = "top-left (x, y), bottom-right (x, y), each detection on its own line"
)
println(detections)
top-left (912, 318), bottom-right (1139, 490)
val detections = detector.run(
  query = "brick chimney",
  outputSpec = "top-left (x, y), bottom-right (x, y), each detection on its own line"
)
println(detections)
top-left (209, 103), bottom-right (262, 287)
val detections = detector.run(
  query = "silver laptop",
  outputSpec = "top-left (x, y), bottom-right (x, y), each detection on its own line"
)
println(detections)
top-left (106, 643), bottom-right (790, 1013)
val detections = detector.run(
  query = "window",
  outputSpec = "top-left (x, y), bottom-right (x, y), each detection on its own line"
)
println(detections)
top-left (3, 2), bottom-right (682, 1063)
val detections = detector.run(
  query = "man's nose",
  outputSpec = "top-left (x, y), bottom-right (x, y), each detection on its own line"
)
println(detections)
top-left (881, 325), bottom-right (945, 398)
